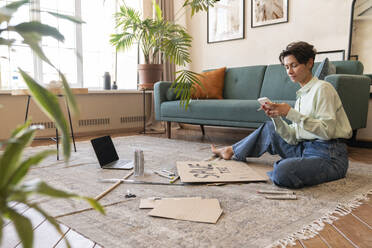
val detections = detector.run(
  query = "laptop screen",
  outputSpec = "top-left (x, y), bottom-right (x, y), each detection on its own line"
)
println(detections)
top-left (90, 136), bottom-right (119, 166)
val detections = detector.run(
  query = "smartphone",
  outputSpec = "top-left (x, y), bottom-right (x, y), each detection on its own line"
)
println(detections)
top-left (257, 97), bottom-right (272, 105)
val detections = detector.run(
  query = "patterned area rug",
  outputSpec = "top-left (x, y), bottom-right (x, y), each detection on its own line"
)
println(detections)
top-left (25, 135), bottom-right (372, 248)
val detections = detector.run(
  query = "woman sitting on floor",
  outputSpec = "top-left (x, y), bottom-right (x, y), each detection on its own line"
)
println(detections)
top-left (212, 41), bottom-right (352, 189)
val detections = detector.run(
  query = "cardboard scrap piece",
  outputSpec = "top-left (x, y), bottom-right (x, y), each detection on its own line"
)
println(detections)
top-left (139, 198), bottom-right (160, 209)
top-left (177, 160), bottom-right (268, 183)
top-left (148, 198), bottom-right (223, 224)
top-left (139, 197), bottom-right (201, 209)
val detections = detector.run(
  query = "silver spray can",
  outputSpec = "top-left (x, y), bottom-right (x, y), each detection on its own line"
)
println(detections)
top-left (134, 149), bottom-right (144, 177)
top-left (134, 149), bottom-right (139, 175)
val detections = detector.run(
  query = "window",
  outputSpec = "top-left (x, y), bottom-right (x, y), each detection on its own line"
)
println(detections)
top-left (0, 0), bottom-right (141, 90)
top-left (81, 0), bottom-right (140, 89)
top-left (113, 1), bottom-right (140, 90)
top-left (0, 0), bottom-right (33, 89)
top-left (40, 0), bottom-right (78, 86)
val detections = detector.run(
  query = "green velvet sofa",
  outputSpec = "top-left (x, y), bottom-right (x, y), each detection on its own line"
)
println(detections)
top-left (154, 61), bottom-right (371, 140)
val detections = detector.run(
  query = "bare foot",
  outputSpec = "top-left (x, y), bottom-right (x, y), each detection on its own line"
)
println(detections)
top-left (211, 144), bottom-right (234, 160)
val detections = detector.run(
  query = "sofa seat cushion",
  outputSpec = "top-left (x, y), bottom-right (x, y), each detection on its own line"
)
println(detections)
top-left (161, 99), bottom-right (271, 123)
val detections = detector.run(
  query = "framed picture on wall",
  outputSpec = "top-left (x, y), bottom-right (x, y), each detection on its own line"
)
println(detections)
top-left (315, 50), bottom-right (345, 62)
top-left (251, 0), bottom-right (288, 28)
top-left (207, 0), bottom-right (245, 43)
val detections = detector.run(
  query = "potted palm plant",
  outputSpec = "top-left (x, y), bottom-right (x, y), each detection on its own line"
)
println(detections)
top-left (110, 0), bottom-right (218, 107)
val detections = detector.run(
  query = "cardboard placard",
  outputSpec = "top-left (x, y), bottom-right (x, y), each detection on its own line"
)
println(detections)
top-left (177, 160), bottom-right (268, 183)
top-left (139, 197), bottom-right (201, 209)
top-left (148, 198), bottom-right (223, 224)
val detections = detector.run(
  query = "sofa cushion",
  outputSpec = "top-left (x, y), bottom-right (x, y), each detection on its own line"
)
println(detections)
top-left (161, 99), bottom-right (268, 123)
top-left (223, 65), bottom-right (267, 100)
top-left (260, 64), bottom-right (300, 101)
top-left (314, 58), bottom-right (336, 80)
top-left (313, 60), bottom-right (363, 75)
top-left (160, 99), bottom-right (295, 124)
top-left (191, 67), bottom-right (226, 99)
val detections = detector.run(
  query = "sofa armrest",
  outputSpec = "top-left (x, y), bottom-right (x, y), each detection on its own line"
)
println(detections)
top-left (325, 74), bottom-right (371, 130)
top-left (154, 81), bottom-right (173, 121)
top-left (364, 74), bottom-right (372, 84)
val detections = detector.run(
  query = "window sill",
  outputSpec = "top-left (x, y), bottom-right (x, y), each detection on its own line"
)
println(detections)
top-left (88, 89), bottom-right (152, 94)
top-left (0, 89), bottom-right (151, 95)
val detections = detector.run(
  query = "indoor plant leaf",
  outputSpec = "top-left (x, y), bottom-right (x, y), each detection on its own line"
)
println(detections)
top-left (0, 124), bottom-right (36, 189)
top-left (111, 1), bottom-right (208, 107)
top-left (183, 0), bottom-right (218, 16)
top-left (0, 3), bottom-right (106, 248)
top-left (110, 33), bottom-right (137, 52)
top-left (172, 70), bottom-right (203, 109)
top-left (12, 21), bottom-right (65, 42)
top-left (21, 179), bottom-right (105, 214)
top-left (18, 69), bottom-right (71, 161)
top-left (0, 0), bottom-right (29, 23)
top-left (10, 120), bottom-right (32, 137)
top-left (24, 203), bottom-right (72, 248)
top-left (7, 150), bottom-right (56, 187)
top-left (153, 0), bottom-right (163, 21)
top-left (22, 179), bottom-right (77, 198)
top-left (0, 37), bottom-right (15, 46)
top-left (18, 32), bottom-right (53, 66)
top-left (7, 207), bottom-right (33, 248)
top-left (81, 197), bottom-right (105, 214)
top-left (0, 217), bottom-right (3, 244)
top-left (58, 70), bottom-right (79, 116)
top-left (43, 11), bottom-right (85, 24)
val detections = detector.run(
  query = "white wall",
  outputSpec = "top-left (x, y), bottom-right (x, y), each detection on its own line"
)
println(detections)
top-left (352, 18), bottom-right (372, 74)
top-left (185, 0), bottom-right (372, 141)
top-left (187, 0), bottom-right (353, 71)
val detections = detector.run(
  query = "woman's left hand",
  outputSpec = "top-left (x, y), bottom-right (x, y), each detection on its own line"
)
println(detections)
top-left (263, 102), bottom-right (291, 118)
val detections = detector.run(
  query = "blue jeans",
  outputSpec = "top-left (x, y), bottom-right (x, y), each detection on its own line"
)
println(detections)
top-left (232, 121), bottom-right (349, 188)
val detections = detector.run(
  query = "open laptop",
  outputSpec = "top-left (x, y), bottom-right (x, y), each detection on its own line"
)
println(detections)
top-left (90, 136), bottom-right (133, 170)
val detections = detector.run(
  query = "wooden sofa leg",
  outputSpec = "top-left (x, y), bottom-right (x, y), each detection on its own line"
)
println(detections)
top-left (200, 125), bottom-right (205, 136)
top-left (167, 121), bottom-right (171, 139)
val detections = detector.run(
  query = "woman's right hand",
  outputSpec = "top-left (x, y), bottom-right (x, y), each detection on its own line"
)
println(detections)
top-left (263, 102), bottom-right (291, 118)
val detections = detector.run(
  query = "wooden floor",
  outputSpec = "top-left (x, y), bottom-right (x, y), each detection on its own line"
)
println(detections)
top-left (4, 126), bottom-right (372, 248)
top-left (2, 202), bottom-right (102, 248)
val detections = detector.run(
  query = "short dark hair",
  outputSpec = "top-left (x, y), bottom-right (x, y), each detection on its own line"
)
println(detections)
top-left (279, 41), bottom-right (316, 65)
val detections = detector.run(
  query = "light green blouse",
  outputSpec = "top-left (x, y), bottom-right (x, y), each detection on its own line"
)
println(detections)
top-left (272, 76), bottom-right (352, 145)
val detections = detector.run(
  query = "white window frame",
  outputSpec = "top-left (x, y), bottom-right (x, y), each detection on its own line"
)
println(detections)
top-left (35, 0), bottom-right (82, 87)
top-left (75, 0), bottom-right (83, 87)
top-left (1, 0), bottom-right (142, 90)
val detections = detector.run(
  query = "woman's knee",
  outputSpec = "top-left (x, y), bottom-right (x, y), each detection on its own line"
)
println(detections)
top-left (270, 160), bottom-right (303, 189)
top-left (271, 171), bottom-right (301, 189)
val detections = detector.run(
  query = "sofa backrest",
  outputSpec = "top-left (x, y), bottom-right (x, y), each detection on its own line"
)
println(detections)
top-left (259, 60), bottom-right (364, 101)
top-left (259, 64), bottom-right (300, 101)
top-left (221, 60), bottom-right (363, 101)
top-left (223, 65), bottom-right (267, 99)
top-left (313, 60), bottom-right (364, 75)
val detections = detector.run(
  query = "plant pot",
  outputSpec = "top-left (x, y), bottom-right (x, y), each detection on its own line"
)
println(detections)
top-left (138, 64), bottom-right (163, 90)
